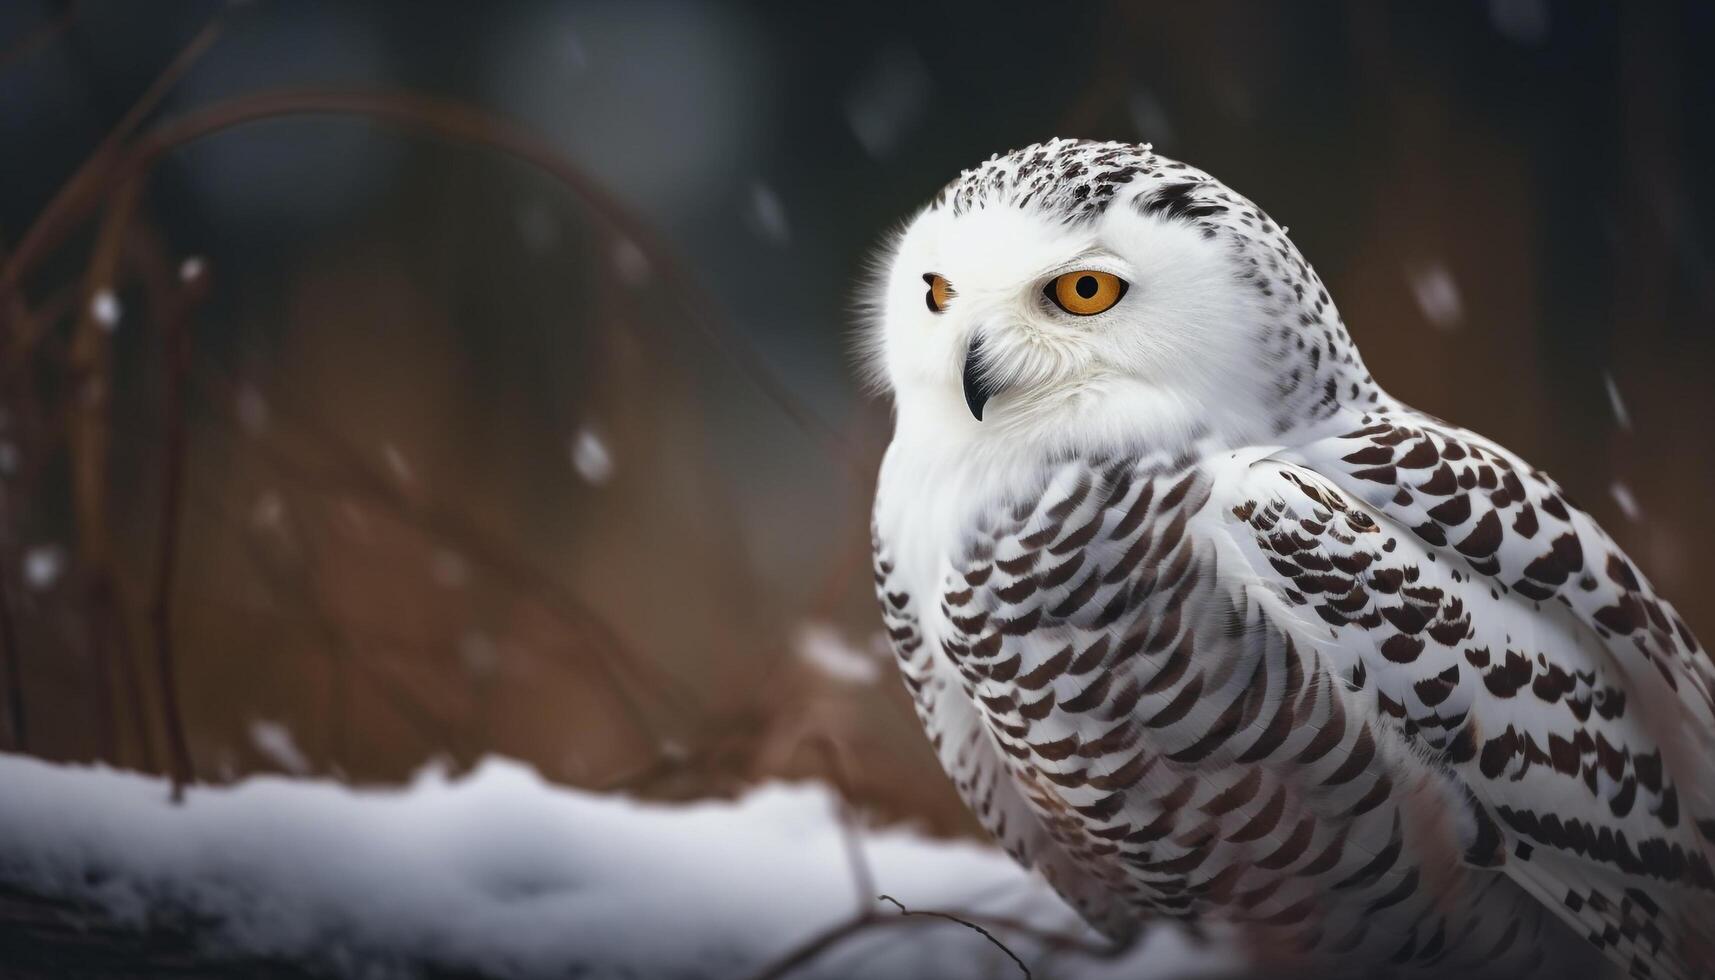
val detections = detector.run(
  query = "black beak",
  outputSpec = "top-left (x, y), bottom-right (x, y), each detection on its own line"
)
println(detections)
top-left (962, 334), bottom-right (1000, 421)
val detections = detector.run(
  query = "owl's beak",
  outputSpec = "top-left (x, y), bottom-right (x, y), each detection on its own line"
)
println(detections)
top-left (962, 334), bottom-right (1001, 421)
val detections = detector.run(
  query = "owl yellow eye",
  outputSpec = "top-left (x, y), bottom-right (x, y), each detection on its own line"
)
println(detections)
top-left (923, 273), bottom-right (955, 313)
top-left (1046, 270), bottom-right (1128, 316)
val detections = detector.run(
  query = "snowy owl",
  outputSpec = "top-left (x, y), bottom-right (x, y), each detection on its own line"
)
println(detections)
top-left (867, 139), bottom-right (1714, 978)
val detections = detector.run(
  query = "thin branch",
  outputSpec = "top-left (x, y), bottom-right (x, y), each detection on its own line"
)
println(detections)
top-left (0, 1), bottom-right (80, 75)
top-left (744, 735), bottom-right (1091, 980)
top-left (148, 258), bottom-right (208, 800)
top-left (806, 734), bottom-right (875, 912)
top-left (878, 895), bottom-right (1031, 980)
top-left (0, 560), bottom-right (22, 751)
top-left (0, 14), bottom-right (220, 298)
top-left (744, 889), bottom-right (1118, 980)
top-left (744, 897), bottom-right (1094, 980)
top-left (64, 176), bottom-right (140, 765)
top-left (744, 913), bottom-right (891, 980)
top-left (0, 240), bottom-right (32, 752)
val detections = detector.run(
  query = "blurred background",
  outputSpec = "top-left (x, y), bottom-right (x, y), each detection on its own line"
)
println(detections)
top-left (0, 0), bottom-right (1711, 838)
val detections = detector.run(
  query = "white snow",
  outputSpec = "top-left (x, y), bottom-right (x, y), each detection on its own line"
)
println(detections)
top-left (90, 288), bottom-right (121, 331)
top-left (251, 490), bottom-right (285, 530)
top-left (1405, 262), bottom-right (1463, 330)
top-left (612, 237), bottom-right (652, 286)
top-left (1610, 481), bottom-right (1641, 522)
top-left (21, 544), bottom-right (64, 590)
top-left (432, 548), bottom-right (471, 589)
top-left (381, 442), bottom-right (414, 485)
top-left (515, 199), bottom-right (561, 254)
top-left (236, 384), bottom-right (271, 434)
top-left (747, 181), bottom-right (791, 245)
top-left (0, 754), bottom-right (1238, 980)
top-left (845, 45), bottom-right (931, 160)
top-left (570, 426), bottom-right (614, 485)
top-left (1602, 373), bottom-right (1632, 432)
top-left (458, 630), bottom-right (501, 677)
top-left (247, 720), bottom-right (312, 776)
top-left (794, 621), bottom-right (882, 685)
top-left (1489, 0), bottom-right (1549, 45)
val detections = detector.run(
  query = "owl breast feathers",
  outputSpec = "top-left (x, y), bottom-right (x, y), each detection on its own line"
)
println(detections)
top-left (868, 140), bottom-right (1714, 978)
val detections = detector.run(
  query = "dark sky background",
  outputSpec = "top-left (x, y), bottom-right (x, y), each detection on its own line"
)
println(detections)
top-left (2, 0), bottom-right (1712, 828)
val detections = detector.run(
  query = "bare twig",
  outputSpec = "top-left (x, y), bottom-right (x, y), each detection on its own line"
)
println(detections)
top-left (0, 14), bottom-right (220, 298)
top-left (744, 894), bottom-right (1097, 980)
top-left (0, 561), bottom-right (22, 750)
top-left (148, 259), bottom-right (208, 801)
top-left (65, 175), bottom-right (142, 764)
top-left (878, 894), bottom-right (1031, 979)
top-left (42, 26), bottom-right (223, 765)
top-left (98, 577), bottom-right (156, 772)
top-left (744, 913), bottom-right (895, 980)
top-left (745, 737), bottom-right (1103, 980)
top-left (808, 734), bottom-right (875, 911)
top-left (0, 1), bottom-right (80, 75)
top-left (0, 239), bottom-right (32, 753)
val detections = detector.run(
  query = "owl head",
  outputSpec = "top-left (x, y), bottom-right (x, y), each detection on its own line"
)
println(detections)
top-left (864, 139), bottom-right (1383, 458)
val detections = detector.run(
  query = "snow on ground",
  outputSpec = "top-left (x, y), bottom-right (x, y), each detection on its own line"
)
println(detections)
top-left (0, 754), bottom-right (1240, 980)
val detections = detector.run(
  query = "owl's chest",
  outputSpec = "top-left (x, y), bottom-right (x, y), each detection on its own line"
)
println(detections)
top-left (873, 447), bottom-right (1249, 764)
top-left (873, 437), bottom-right (1031, 601)
top-left (872, 452), bottom-right (1003, 698)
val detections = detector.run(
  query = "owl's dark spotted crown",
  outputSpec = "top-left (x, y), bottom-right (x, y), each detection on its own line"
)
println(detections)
top-left (935, 138), bottom-right (1209, 223)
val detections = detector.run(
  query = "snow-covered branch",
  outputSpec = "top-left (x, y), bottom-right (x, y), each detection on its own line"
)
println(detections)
top-left (0, 755), bottom-right (1236, 979)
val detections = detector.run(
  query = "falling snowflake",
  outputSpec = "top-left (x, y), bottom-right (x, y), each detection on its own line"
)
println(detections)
top-left (1610, 481), bottom-right (1641, 522)
top-left (247, 719), bottom-right (311, 775)
top-left (560, 31), bottom-right (587, 71)
top-left (251, 491), bottom-right (285, 530)
top-left (432, 549), bottom-right (470, 589)
top-left (1489, 0), bottom-right (1549, 45)
top-left (341, 500), bottom-right (372, 538)
top-left (794, 621), bottom-right (880, 685)
top-left (612, 238), bottom-right (651, 287)
top-left (1128, 88), bottom-right (1175, 149)
top-left (90, 289), bottom-right (120, 331)
top-left (845, 44), bottom-right (931, 160)
top-left (1406, 262), bottom-right (1463, 330)
top-left (22, 545), bottom-right (64, 590)
top-left (746, 182), bottom-right (791, 245)
top-left (179, 257), bottom-right (207, 283)
top-left (381, 442), bottom-right (414, 484)
top-left (236, 385), bottom-right (270, 435)
top-left (458, 631), bottom-right (500, 677)
top-left (515, 199), bottom-right (560, 254)
top-left (1602, 373), bottom-right (1632, 432)
top-left (570, 426), bottom-right (613, 485)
